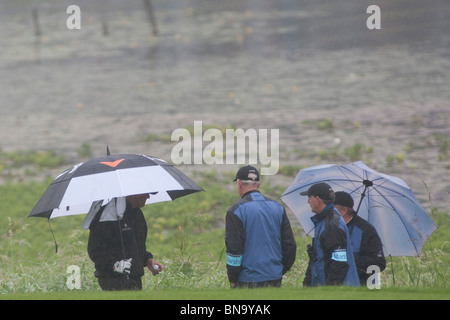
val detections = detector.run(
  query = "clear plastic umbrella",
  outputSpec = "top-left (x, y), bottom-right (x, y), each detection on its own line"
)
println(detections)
top-left (281, 161), bottom-right (437, 256)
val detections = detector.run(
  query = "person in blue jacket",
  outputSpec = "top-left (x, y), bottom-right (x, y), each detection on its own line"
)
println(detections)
top-left (226, 165), bottom-right (297, 288)
top-left (301, 183), bottom-right (360, 287)
top-left (334, 191), bottom-right (386, 286)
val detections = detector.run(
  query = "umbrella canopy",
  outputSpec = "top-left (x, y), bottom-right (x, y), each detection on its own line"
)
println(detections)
top-left (281, 161), bottom-right (437, 257)
top-left (29, 154), bottom-right (203, 219)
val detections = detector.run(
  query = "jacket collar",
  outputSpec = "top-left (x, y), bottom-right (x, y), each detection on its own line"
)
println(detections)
top-left (241, 189), bottom-right (260, 198)
top-left (311, 203), bottom-right (334, 224)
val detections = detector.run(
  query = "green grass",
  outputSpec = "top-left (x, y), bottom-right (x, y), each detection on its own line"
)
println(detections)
top-left (0, 166), bottom-right (449, 300)
top-left (2, 287), bottom-right (448, 300)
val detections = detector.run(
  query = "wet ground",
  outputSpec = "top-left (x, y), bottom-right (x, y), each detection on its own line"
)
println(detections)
top-left (0, 0), bottom-right (449, 210)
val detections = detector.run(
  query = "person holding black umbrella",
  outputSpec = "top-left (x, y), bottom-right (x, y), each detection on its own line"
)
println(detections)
top-left (334, 191), bottom-right (386, 286)
top-left (301, 183), bottom-right (359, 287)
top-left (88, 193), bottom-right (164, 291)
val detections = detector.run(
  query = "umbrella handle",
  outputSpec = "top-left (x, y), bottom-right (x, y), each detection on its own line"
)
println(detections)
top-left (355, 180), bottom-right (373, 214)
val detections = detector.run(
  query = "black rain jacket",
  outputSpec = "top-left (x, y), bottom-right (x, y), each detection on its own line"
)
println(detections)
top-left (88, 204), bottom-right (153, 278)
top-left (347, 215), bottom-right (386, 285)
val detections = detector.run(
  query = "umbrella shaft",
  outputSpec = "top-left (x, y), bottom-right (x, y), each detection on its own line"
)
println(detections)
top-left (117, 218), bottom-right (126, 259)
top-left (355, 184), bottom-right (370, 214)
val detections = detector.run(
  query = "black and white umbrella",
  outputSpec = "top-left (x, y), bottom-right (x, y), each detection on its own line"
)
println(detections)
top-left (29, 153), bottom-right (203, 220)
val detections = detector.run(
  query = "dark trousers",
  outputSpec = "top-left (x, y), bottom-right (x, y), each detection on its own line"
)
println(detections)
top-left (97, 275), bottom-right (142, 291)
top-left (236, 279), bottom-right (282, 289)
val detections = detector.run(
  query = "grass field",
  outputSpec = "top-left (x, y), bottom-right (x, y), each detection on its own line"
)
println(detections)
top-left (0, 153), bottom-right (449, 302)
top-left (2, 286), bottom-right (448, 300)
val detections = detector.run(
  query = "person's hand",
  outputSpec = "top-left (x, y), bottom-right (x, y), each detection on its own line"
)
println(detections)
top-left (230, 282), bottom-right (237, 288)
top-left (113, 258), bottom-right (132, 274)
top-left (147, 258), bottom-right (164, 276)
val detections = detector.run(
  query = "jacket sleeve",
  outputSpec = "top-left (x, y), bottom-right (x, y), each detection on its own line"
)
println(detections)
top-left (88, 219), bottom-right (120, 275)
top-left (320, 218), bottom-right (349, 285)
top-left (356, 225), bottom-right (386, 274)
top-left (225, 210), bottom-right (245, 283)
top-left (281, 210), bottom-right (297, 274)
top-left (303, 257), bottom-right (312, 287)
top-left (143, 251), bottom-right (154, 266)
top-left (138, 210), bottom-right (153, 266)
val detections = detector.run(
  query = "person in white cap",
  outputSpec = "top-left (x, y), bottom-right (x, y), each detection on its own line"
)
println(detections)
top-left (226, 165), bottom-right (297, 288)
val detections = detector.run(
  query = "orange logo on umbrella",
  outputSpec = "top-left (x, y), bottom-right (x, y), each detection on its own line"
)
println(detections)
top-left (100, 159), bottom-right (125, 168)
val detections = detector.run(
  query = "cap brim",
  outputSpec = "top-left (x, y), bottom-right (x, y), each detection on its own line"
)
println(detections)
top-left (299, 191), bottom-right (309, 196)
top-left (234, 178), bottom-right (260, 182)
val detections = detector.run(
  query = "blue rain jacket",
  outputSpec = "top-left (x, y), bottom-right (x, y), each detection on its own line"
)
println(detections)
top-left (226, 190), bottom-right (296, 283)
top-left (304, 204), bottom-right (360, 287)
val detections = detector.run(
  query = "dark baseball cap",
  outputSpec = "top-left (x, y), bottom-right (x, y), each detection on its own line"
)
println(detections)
top-left (334, 191), bottom-right (354, 208)
top-left (233, 165), bottom-right (260, 181)
top-left (300, 182), bottom-right (335, 201)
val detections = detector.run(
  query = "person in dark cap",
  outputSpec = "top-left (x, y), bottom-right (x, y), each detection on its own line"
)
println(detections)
top-left (226, 165), bottom-right (297, 288)
top-left (301, 183), bottom-right (359, 287)
top-left (334, 191), bottom-right (386, 286)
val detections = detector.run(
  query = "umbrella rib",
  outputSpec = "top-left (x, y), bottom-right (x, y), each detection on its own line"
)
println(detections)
top-left (339, 165), bottom-right (364, 184)
top-left (282, 163), bottom-right (368, 197)
top-left (372, 177), bottom-right (419, 204)
top-left (336, 166), bottom-right (366, 196)
top-left (342, 165), bottom-right (421, 256)
top-left (369, 184), bottom-right (421, 255)
top-left (282, 177), bottom-right (361, 196)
